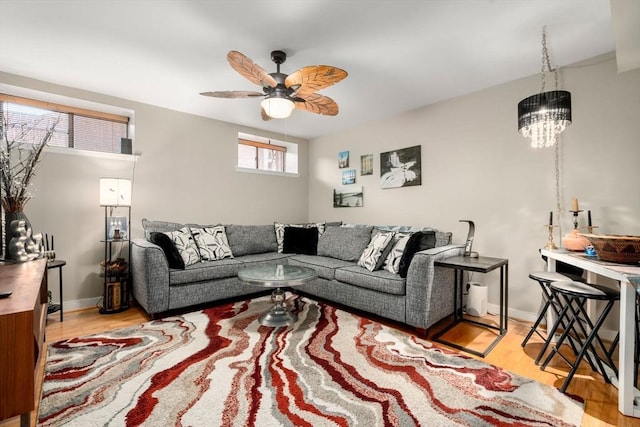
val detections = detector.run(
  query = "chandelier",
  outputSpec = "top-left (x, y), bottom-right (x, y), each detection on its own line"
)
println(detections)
top-left (517, 28), bottom-right (572, 148)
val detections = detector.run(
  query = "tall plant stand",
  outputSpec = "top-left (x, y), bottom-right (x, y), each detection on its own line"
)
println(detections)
top-left (100, 205), bottom-right (130, 314)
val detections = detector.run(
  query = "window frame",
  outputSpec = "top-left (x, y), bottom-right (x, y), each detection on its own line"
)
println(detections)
top-left (236, 133), bottom-right (299, 177)
top-left (0, 86), bottom-right (135, 161)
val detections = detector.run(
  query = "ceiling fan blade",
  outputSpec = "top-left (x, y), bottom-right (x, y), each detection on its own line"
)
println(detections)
top-left (294, 93), bottom-right (339, 116)
top-left (227, 51), bottom-right (277, 88)
top-left (285, 65), bottom-right (348, 98)
top-left (200, 90), bottom-right (264, 98)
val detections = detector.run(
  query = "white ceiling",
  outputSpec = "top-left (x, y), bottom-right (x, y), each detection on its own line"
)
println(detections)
top-left (0, 0), bottom-right (628, 140)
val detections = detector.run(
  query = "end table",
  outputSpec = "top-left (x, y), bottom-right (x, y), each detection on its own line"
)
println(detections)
top-left (432, 255), bottom-right (508, 357)
top-left (47, 260), bottom-right (66, 321)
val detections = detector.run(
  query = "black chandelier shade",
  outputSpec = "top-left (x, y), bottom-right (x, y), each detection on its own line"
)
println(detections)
top-left (517, 90), bottom-right (572, 131)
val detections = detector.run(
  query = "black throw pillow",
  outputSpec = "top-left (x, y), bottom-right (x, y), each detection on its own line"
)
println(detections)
top-left (282, 226), bottom-right (318, 255)
top-left (149, 232), bottom-right (186, 269)
top-left (398, 231), bottom-right (437, 278)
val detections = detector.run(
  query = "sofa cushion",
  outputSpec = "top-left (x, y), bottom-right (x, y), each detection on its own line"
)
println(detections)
top-left (335, 266), bottom-right (406, 295)
top-left (190, 226), bottom-right (234, 261)
top-left (357, 231), bottom-right (395, 271)
top-left (149, 232), bottom-right (185, 269)
top-left (283, 226), bottom-right (318, 255)
top-left (142, 218), bottom-right (185, 240)
top-left (435, 231), bottom-right (452, 247)
top-left (398, 231), bottom-right (437, 278)
top-left (236, 252), bottom-right (292, 265)
top-left (288, 255), bottom-right (355, 280)
top-left (164, 227), bottom-right (201, 267)
top-left (317, 225), bottom-right (373, 262)
top-left (225, 224), bottom-right (277, 256)
top-left (169, 257), bottom-right (243, 285)
top-left (275, 221), bottom-right (326, 253)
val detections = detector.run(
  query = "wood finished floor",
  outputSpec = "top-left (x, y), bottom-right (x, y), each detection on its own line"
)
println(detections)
top-left (2, 301), bottom-right (638, 427)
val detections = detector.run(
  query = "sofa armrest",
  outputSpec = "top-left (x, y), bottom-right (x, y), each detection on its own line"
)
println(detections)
top-left (131, 238), bottom-right (170, 315)
top-left (405, 244), bottom-right (465, 329)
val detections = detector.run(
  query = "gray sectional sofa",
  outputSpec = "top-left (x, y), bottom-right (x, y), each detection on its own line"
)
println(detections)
top-left (131, 220), bottom-right (464, 332)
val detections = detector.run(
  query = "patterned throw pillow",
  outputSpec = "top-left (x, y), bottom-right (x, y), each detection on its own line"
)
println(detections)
top-left (190, 226), bottom-right (234, 261)
top-left (274, 221), bottom-right (326, 253)
top-left (383, 232), bottom-right (413, 274)
top-left (149, 232), bottom-right (186, 269)
top-left (357, 231), bottom-right (396, 272)
top-left (397, 231), bottom-right (437, 278)
top-left (163, 227), bottom-right (200, 267)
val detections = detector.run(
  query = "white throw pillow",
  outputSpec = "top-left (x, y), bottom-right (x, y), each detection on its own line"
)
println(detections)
top-left (383, 232), bottom-right (413, 274)
top-left (163, 227), bottom-right (201, 267)
top-left (190, 226), bottom-right (234, 261)
top-left (357, 231), bottom-right (396, 271)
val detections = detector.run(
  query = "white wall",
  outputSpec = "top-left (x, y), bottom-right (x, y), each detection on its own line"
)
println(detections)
top-left (2, 53), bottom-right (638, 329)
top-left (307, 53), bottom-right (640, 327)
top-left (1, 72), bottom-right (309, 309)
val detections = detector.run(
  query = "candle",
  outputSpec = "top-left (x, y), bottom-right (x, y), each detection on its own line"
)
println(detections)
top-left (588, 210), bottom-right (592, 227)
top-left (549, 211), bottom-right (553, 226)
top-left (571, 197), bottom-right (579, 211)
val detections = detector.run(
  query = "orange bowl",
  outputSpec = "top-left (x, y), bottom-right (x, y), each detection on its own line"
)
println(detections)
top-left (580, 234), bottom-right (640, 264)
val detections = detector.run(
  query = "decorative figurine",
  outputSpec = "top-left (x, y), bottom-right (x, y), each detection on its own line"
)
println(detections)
top-left (7, 220), bottom-right (30, 262)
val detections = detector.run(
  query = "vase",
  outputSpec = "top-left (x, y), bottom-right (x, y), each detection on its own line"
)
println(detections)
top-left (3, 211), bottom-right (31, 261)
top-left (562, 229), bottom-right (591, 252)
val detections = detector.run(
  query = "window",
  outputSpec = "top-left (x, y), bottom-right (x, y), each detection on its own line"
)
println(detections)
top-left (1, 94), bottom-right (130, 155)
top-left (237, 133), bottom-right (298, 176)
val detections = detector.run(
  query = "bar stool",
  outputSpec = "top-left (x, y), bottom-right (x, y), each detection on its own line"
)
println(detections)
top-left (540, 280), bottom-right (620, 393)
top-left (522, 271), bottom-right (588, 365)
top-left (521, 271), bottom-right (574, 348)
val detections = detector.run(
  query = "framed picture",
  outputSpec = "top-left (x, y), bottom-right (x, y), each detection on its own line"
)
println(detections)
top-left (341, 169), bottom-right (356, 185)
top-left (338, 150), bottom-right (349, 168)
top-left (361, 154), bottom-right (373, 175)
top-left (333, 186), bottom-right (363, 208)
top-left (379, 145), bottom-right (422, 189)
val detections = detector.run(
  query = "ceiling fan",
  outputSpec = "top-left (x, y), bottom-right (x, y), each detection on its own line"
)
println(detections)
top-left (200, 50), bottom-right (348, 120)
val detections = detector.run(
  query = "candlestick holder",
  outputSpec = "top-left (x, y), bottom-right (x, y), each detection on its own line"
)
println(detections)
top-left (569, 209), bottom-right (582, 230)
top-left (544, 224), bottom-right (558, 250)
top-left (562, 210), bottom-right (590, 251)
top-left (586, 225), bottom-right (599, 234)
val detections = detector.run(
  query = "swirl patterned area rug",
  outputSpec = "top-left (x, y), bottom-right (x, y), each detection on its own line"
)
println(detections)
top-left (38, 295), bottom-right (583, 426)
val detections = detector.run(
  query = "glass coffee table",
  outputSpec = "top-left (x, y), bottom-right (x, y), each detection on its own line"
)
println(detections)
top-left (238, 264), bottom-right (318, 327)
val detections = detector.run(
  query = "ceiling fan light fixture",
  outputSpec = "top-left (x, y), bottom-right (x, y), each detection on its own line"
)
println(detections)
top-left (261, 96), bottom-right (295, 119)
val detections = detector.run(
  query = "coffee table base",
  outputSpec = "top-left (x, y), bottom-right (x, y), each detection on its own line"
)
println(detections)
top-left (259, 288), bottom-right (297, 327)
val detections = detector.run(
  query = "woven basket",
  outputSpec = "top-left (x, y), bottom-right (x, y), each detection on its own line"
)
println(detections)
top-left (580, 234), bottom-right (640, 264)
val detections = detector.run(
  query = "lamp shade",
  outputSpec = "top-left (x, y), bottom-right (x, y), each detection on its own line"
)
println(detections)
top-left (99, 178), bottom-right (132, 206)
top-left (518, 90), bottom-right (572, 148)
top-left (261, 96), bottom-right (295, 119)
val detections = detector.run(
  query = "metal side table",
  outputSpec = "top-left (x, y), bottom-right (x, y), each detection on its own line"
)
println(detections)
top-left (47, 260), bottom-right (66, 321)
top-left (432, 255), bottom-right (508, 357)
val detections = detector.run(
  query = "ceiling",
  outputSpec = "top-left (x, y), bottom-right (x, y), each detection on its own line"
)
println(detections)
top-left (0, 0), bottom-right (634, 140)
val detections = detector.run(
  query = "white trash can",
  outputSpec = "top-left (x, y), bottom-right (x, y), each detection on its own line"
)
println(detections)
top-left (466, 282), bottom-right (488, 317)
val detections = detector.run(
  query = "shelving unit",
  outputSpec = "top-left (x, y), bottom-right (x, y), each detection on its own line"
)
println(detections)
top-left (100, 205), bottom-right (130, 314)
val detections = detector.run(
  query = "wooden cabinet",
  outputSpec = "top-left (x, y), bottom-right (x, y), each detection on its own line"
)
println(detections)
top-left (0, 259), bottom-right (48, 426)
